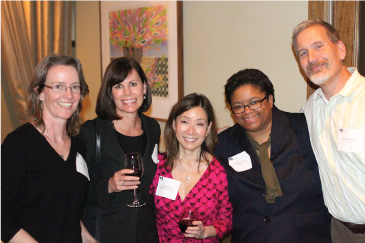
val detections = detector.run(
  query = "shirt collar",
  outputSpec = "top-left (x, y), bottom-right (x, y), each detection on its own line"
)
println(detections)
top-left (337, 67), bottom-right (358, 97)
top-left (313, 67), bottom-right (359, 102)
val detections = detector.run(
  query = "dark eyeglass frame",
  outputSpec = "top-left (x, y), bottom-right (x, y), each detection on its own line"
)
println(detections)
top-left (231, 96), bottom-right (268, 114)
top-left (43, 84), bottom-right (84, 94)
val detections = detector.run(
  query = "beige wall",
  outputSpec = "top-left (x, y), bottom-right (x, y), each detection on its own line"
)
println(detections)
top-left (183, 1), bottom-right (308, 127)
top-left (75, 1), bottom-right (308, 151)
top-left (76, 1), bottom-right (102, 122)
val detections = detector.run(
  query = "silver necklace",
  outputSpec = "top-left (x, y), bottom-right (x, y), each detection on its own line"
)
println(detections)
top-left (179, 158), bottom-right (199, 181)
top-left (44, 129), bottom-right (67, 160)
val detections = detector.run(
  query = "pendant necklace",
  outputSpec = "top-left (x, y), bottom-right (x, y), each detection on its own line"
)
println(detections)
top-left (179, 158), bottom-right (199, 181)
top-left (44, 129), bottom-right (67, 160)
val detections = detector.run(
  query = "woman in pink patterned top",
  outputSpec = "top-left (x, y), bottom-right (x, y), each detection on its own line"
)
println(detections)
top-left (150, 93), bottom-right (232, 242)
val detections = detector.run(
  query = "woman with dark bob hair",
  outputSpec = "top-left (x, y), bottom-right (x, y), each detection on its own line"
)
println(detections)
top-left (78, 57), bottom-right (160, 243)
top-left (214, 68), bottom-right (331, 242)
top-left (2, 54), bottom-right (91, 242)
top-left (150, 93), bottom-right (232, 242)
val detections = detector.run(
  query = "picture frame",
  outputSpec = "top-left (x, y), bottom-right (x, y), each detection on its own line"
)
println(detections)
top-left (100, 1), bottom-right (184, 121)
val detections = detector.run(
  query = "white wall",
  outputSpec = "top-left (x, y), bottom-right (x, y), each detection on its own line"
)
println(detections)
top-left (76, 1), bottom-right (308, 149)
top-left (183, 1), bottom-right (308, 128)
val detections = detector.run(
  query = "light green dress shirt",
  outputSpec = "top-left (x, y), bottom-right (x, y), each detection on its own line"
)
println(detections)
top-left (302, 67), bottom-right (365, 224)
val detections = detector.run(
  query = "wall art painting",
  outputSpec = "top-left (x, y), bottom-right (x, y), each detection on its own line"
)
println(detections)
top-left (100, 1), bottom-right (183, 121)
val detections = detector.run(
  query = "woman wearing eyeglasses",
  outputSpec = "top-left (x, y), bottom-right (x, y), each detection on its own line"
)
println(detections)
top-left (214, 69), bottom-right (331, 243)
top-left (1, 54), bottom-right (92, 243)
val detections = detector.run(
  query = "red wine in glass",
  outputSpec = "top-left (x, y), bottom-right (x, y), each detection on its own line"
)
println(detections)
top-left (124, 152), bottom-right (145, 207)
top-left (179, 207), bottom-right (196, 242)
top-left (178, 218), bottom-right (194, 233)
top-left (127, 168), bottom-right (142, 177)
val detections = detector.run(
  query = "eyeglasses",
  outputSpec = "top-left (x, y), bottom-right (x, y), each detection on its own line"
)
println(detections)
top-left (44, 84), bottom-right (84, 94)
top-left (231, 96), bottom-right (268, 114)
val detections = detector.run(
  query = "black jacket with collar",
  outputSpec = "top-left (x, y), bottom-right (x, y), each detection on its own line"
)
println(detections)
top-left (78, 113), bottom-right (160, 243)
top-left (214, 106), bottom-right (331, 243)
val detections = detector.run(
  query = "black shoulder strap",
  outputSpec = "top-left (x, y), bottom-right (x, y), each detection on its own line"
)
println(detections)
top-left (95, 123), bottom-right (102, 178)
top-left (95, 120), bottom-right (102, 241)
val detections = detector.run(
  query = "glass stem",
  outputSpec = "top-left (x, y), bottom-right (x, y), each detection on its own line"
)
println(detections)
top-left (133, 189), bottom-right (138, 203)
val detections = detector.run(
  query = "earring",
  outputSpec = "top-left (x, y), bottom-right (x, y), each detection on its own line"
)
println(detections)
top-left (40, 101), bottom-right (43, 109)
top-left (143, 94), bottom-right (146, 99)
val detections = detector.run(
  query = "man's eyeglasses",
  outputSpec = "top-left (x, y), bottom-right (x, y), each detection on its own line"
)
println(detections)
top-left (231, 96), bottom-right (268, 114)
top-left (44, 84), bottom-right (84, 94)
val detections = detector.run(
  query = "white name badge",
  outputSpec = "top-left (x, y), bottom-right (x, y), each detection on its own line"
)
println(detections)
top-left (155, 176), bottom-right (181, 200)
top-left (228, 151), bottom-right (252, 172)
top-left (337, 127), bottom-right (364, 153)
top-left (152, 144), bottom-right (159, 164)
top-left (76, 153), bottom-right (90, 181)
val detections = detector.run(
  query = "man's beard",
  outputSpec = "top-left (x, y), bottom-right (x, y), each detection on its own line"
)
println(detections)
top-left (306, 60), bottom-right (330, 86)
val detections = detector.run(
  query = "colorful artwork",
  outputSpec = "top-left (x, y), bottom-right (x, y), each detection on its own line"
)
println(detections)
top-left (108, 5), bottom-right (169, 97)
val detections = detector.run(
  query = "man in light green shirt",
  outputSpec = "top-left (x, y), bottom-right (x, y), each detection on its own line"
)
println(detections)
top-left (292, 19), bottom-right (365, 242)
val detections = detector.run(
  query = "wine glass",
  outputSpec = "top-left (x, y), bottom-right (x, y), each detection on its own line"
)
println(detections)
top-left (124, 152), bottom-right (146, 207)
top-left (178, 207), bottom-right (196, 242)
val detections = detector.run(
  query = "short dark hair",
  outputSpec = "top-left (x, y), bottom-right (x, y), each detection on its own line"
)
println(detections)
top-left (225, 68), bottom-right (275, 106)
top-left (292, 19), bottom-right (341, 56)
top-left (96, 57), bottom-right (152, 120)
top-left (164, 93), bottom-right (218, 169)
top-left (27, 54), bottom-right (89, 136)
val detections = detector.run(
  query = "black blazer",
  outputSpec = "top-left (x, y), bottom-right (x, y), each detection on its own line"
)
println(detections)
top-left (214, 106), bottom-right (331, 243)
top-left (78, 114), bottom-right (160, 243)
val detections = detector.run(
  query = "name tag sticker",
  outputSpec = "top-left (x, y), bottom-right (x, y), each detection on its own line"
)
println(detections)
top-left (152, 144), bottom-right (159, 164)
top-left (337, 127), bottom-right (364, 153)
top-left (228, 151), bottom-right (252, 172)
top-left (155, 176), bottom-right (181, 200)
top-left (76, 153), bottom-right (90, 181)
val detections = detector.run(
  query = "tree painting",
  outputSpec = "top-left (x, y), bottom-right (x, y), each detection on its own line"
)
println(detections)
top-left (108, 5), bottom-right (169, 97)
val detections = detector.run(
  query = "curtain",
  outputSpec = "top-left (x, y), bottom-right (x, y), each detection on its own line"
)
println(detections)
top-left (1, 1), bottom-right (35, 124)
top-left (1, 1), bottom-right (73, 127)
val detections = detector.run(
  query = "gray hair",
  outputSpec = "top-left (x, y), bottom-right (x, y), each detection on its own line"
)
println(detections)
top-left (292, 19), bottom-right (340, 56)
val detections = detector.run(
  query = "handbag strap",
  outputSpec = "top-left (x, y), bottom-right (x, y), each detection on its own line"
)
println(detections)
top-left (95, 121), bottom-right (102, 241)
top-left (95, 124), bottom-right (102, 178)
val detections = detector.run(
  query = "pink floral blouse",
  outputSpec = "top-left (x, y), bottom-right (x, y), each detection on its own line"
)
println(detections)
top-left (150, 155), bottom-right (233, 242)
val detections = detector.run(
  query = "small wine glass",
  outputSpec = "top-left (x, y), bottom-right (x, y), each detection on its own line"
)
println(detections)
top-left (178, 207), bottom-right (196, 242)
top-left (124, 152), bottom-right (146, 207)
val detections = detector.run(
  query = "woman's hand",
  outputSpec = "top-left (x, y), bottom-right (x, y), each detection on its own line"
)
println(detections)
top-left (185, 221), bottom-right (216, 239)
top-left (108, 169), bottom-right (140, 193)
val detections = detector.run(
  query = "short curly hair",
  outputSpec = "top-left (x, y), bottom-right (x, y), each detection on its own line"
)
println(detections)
top-left (225, 68), bottom-right (275, 106)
